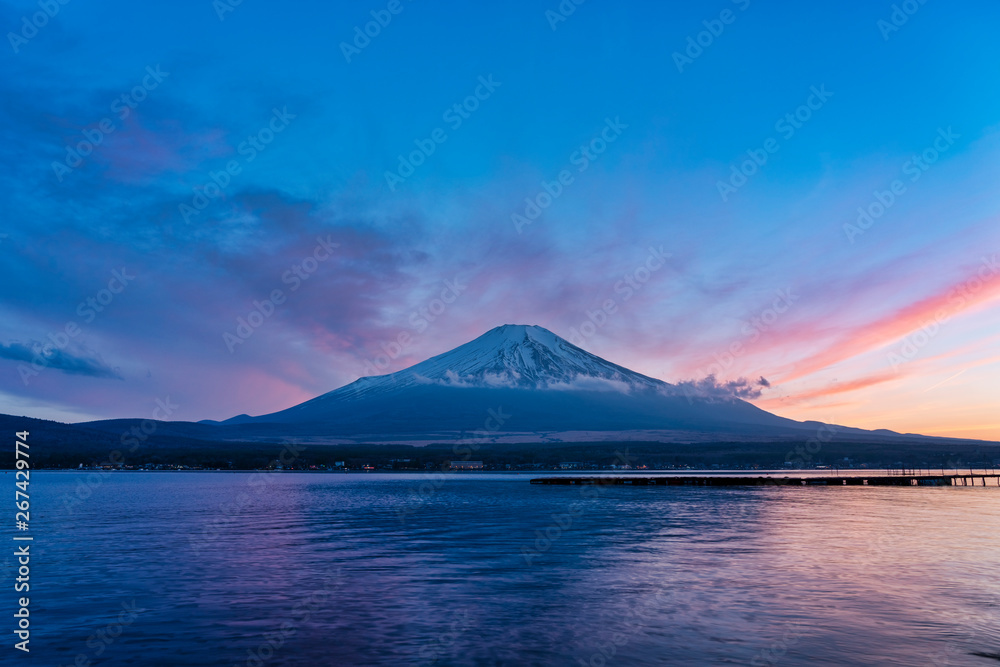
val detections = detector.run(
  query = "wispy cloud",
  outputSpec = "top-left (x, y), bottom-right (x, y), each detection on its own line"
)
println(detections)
top-left (759, 371), bottom-right (900, 407)
top-left (669, 375), bottom-right (770, 401)
top-left (0, 342), bottom-right (122, 380)
top-left (777, 260), bottom-right (1000, 384)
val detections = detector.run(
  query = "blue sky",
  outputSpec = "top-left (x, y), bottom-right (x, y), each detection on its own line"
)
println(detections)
top-left (2, 0), bottom-right (1000, 439)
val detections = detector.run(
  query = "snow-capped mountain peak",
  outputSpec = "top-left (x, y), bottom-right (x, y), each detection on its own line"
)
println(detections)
top-left (241, 324), bottom-right (801, 434)
top-left (335, 324), bottom-right (667, 398)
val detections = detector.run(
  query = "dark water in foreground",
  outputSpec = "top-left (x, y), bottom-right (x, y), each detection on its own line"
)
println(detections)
top-left (8, 472), bottom-right (1000, 666)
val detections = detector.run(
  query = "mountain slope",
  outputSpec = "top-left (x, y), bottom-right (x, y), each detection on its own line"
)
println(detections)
top-left (225, 324), bottom-right (803, 436)
top-left (315, 323), bottom-right (665, 398)
top-left (58, 324), bottom-right (999, 448)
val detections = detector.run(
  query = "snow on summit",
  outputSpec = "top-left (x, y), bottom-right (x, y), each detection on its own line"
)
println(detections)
top-left (345, 324), bottom-right (667, 394)
top-left (243, 323), bottom-right (796, 434)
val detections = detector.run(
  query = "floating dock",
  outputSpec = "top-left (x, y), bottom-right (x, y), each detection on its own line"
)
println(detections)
top-left (530, 474), bottom-right (1000, 487)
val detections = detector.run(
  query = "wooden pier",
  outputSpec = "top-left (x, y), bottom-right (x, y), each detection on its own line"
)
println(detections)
top-left (530, 473), bottom-right (1000, 487)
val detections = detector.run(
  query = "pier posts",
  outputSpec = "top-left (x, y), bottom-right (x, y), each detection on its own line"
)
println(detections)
top-left (529, 473), bottom-right (1000, 488)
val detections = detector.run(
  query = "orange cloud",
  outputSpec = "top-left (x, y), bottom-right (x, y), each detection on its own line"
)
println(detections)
top-left (778, 258), bottom-right (1000, 383)
top-left (757, 370), bottom-right (901, 407)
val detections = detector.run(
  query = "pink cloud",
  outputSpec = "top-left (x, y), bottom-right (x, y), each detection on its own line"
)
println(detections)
top-left (777, 261), bottom-right (1000, 383)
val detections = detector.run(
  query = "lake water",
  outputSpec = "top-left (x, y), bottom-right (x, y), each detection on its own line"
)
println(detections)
top-left (9, 472), bottom-right (1000, 666)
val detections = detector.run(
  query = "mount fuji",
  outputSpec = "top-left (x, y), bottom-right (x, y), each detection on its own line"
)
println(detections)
top-left (208, 324), bottom-right (850, 443)
top-left (20, 324), bottom-right (995, 454)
